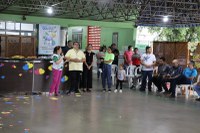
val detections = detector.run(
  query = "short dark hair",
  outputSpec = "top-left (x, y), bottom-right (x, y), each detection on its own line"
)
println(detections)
top-left (108, 46), bottom-right (112, 50)
top-left (53, 46), bottom-right (61, 54)
top-left (111, 43), bottom-right (116, 47)
top-left (189, 60), bottom-right (195, 66)
top-left (73, 42), bottom-right (79, 45)
top-left (160, 57), bottom-right (166, 62)
top-left (100, 45), bottom-right (107, 52)
top-left (68, 40), bottom-right (72, 44)
top-left (146, 46), bottom-right (151, 52)
top-left (128, 45), bottom-right (133, 50)
top-left (134, 48), bottom-right (138, 51)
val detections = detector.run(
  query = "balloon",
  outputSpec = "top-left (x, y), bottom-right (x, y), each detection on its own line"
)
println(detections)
top-left (48, 65), bottom-right (52, 71)
top-left (22, 64), bottom-right (29, 71)
top-left (27, 63), bottom-right (33, 69)
top-left (39, 68), bottom-right (45, 75)
top-left (12, 64), bottom-right (16, 69)
top-left (61, 75), bottom-right (68, 83)
top-left (0, 63), bottom-right (4, 68)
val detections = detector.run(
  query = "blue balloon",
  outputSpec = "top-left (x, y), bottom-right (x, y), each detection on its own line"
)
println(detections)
top-left (23, 64), bottom-right (29, 71)
top-left (61, 77), bottom-right (66, 83)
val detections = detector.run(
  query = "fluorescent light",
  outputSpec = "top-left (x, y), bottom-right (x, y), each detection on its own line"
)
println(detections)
top-left (47, 7), bottom-right (53, 14)
top-left (163, 16), bottom-right (168, 22)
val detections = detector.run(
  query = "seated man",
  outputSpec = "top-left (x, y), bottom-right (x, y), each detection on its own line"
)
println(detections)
top-left (152, 57), bottom-right (170, 93)
top-left (163, 59), bottom-right (183, 98)
top-left (179, 61), bottom-right (197, 85)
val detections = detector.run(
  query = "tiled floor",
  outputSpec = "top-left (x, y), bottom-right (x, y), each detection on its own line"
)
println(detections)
top-left (0, 78), bottom-right (200, 133)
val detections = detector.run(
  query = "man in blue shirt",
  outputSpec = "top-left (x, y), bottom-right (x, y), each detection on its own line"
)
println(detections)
top-left (166, 60), bottom-right (197, 98)
top-left (180, 61), bottom-right (197, 84)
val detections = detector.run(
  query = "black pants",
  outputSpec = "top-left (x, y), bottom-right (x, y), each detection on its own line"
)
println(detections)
top-left (164, 75), bottom-right (191, 96)
top-left (69, 71), bottom-right (81, 93)
top-left (152, 76), bottom-right (168, 92)
top-left (82, 66), bottom-right (93, 89)
top-left (116, 79), bottom-right (123, 90)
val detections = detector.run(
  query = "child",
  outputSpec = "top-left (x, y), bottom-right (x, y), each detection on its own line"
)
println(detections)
top-left (114, 64), bottom-right (126, 93)
top-left (97, 46), bottom-right (106, 74)
top-left (98, 58), bottom-right (104, 73)
top-left (49, 46), bottom-right (64, 96)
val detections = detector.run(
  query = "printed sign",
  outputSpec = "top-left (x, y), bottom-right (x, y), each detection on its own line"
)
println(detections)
top-left (39, 24), bottom-right (60, 55)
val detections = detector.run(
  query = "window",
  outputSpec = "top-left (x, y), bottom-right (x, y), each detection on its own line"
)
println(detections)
top-left (6, 22), bottom-right (15, 30)
top-left (0, 22), bottom-right (5, 29)
top-left (0, 21), bottom-right (35, 36)
top-left (6, 31), bottom-right (20, 35)
top-left (21, 23), bottom-right (34, 31)
top-left (72, 28), bottom-right (83, 48)
top-left (0, 31), bottom-right (5, 35)
top-left (16, 23), bottom-right (20, 30)
top-left (112, 32), bottom-right (118, 46)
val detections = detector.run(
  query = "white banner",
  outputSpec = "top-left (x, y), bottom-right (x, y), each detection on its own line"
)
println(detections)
top-left (39, 24), bottom-right (60, 55)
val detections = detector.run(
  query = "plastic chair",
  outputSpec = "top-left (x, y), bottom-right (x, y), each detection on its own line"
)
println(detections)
top-left (176, 75), bottom-right (200, 99)
top-left (126, 65), bottom-right (136, 88)
top-left (132, 66), bottom-right (142, 89)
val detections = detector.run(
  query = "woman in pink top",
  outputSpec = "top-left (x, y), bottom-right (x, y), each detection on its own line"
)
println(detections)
top-left (124, 45), bottom-right (133, 68)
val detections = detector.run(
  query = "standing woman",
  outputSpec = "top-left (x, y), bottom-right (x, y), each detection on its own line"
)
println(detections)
top-left (96, 45), bottom-right (106, 79)
top-left (102, 46), bottom-right (115, 92)
top-left (82, 44), bottom-right (95, 92)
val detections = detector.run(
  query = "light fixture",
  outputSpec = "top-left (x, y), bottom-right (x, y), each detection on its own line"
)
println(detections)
top-left (47, 7), bottom-right (53, 14)
top-left (163, 16), bottom-right (169, 22)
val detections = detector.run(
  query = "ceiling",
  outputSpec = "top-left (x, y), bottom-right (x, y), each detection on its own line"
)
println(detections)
top-left (0, 0), bottom-right (200, 27)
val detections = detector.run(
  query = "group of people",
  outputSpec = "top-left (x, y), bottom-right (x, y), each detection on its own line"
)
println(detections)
top-left (49, 41), bottom-right (119, 96)
top-left (140, 46), bottom-right (198, 99)
top-left (49, 41), bottom-right (200, 101)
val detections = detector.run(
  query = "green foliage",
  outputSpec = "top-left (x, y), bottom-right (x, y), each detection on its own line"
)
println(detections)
top-left (147, 27), bottom-right (200, 42)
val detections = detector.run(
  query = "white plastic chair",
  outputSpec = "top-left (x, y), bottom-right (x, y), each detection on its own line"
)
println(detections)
top-left (176, 75), bottom-right (200, 99)
top-left (133, 66), bottom-right (142, 89)
top-left (152, 67), bottom-right (158, 92)
top-left (111, 65), bottom-right (118, 85)
top-left (126, 65), bottom-right (136, 88)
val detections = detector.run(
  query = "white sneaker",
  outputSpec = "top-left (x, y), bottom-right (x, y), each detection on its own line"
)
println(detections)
top-left (98, 69), bottom-right (102, 73)
top-left (119, 90), bottom-right (122, 93)
top-left (114, 89), bottom-right (118, 93)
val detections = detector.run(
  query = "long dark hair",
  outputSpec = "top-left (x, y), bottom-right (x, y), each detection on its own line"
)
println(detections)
top-left (53, 46), bottom-right (61, 54)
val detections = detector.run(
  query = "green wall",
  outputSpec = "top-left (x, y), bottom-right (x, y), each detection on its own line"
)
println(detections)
top-left (100, 27), bottom-right (135, 50)
top-left (68, 26), bottom-right (136, 51)
top-left (0, 13), bottom-right (136, 51)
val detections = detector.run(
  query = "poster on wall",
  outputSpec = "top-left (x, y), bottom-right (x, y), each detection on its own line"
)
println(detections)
top-left (39, 24), bottom-right (60, 55)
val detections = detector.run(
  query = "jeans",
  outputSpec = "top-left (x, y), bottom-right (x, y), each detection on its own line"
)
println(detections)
top-left (102, 64), bottom-right (112, 89)
top-left (194, 85), bottom-right (200, 96)
top-left (140, 70), bottom-right (153, 91)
